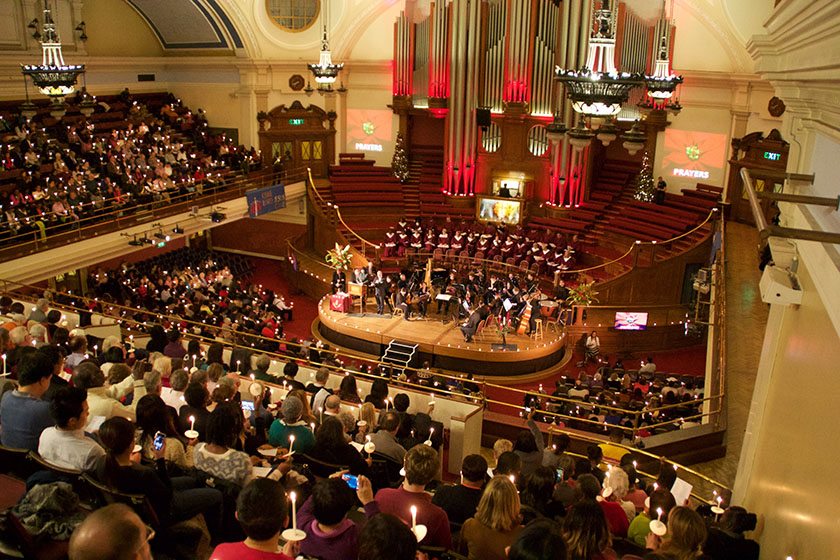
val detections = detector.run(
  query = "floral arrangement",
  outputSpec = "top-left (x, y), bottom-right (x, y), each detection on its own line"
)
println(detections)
top-left (325, 243), bottom-right (352, 270)
top-left (566, 281), bottom-right (599, 307)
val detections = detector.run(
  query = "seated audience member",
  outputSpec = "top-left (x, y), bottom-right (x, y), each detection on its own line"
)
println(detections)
top-left (36, 344), bottom-right (69, 401)
top-left (268, 395), bottom-right (316, 452)
top-left (628, 488), bottom-right (677, 548)
top-left (578, 472), bottom-right (628, 538)
top-left (461, 475), bottom-right (523, 560)
top-left (194, 401), bottom-right (254, 487)
top-left (543, 433), bottom-right (571, 469)
top-left (0, 351), bottom-right (54, 450)
top-left (515, 409), bottom-right (545, 477)
top-left (38, 386), bottom-right (105, 472)
top-left (365, 378), bottom-right (390, 409)
top-left (73, 361), bottom-right (136, 421)
top-left (492, 438), bottom-right (514, 471)
top-left (178, 381), bottom-right (211, 440)
top-left (562, 499), bottom-right (617, 560)
top-left (95, 416), bottom-right (222, 530)
top-left (494, 451), bottom-right (522, 483)
top-left (703, 506), bottom-right (760, 560)
top-left (357, 513), bottom-right (418, 560)
top-left (354, 402), bottom-right (377, 444)
top-left (68, 503), bottom-right (154, 560)
top-left (308, 415), bottom-right (369, 475)
top-left (602, 466), bottom-right (635, 523)
top-left (587, 444), bottom-right (606, 484)
top-left (297, 475), bottom-right (380, 560)
top-left (65, 335), bottom-right (89, 369)
top-left (28, 298), bottom-right (50, 324)
top-left (508, 518), bottom-right (568, 560)
top-left (251, 354), bottom-right (274, 383)
top-left (161, 368), bottom-right (189, 411)
top-left (210, 478), bottom-right (298, 560)
top-left (520, 466), bottom-right (566, 522)
top-left (283, 361), bottom-right (305, 391)
top-left (552, 455), bottom-right (579, 508)
top-left (621, 462), bottom-right (648, 513)
top-left (310, 366), bottom-right (332, 410)
top-left (644, 506), bottom-right (707, 560)
top-left (323, 394), bottom-right (342, 418)
top-left (338, 373), bottom-right (362, 404)
top-left (369, 410), bottom-right (407, 464)
top-left (206, 363), bottom-right (225, 394)
top-left (106, 363), bottom-right (137, 401)
top-left (432, 453), bottom-right (488, 525)
top-left (374, 444), bottom-right (452, 549)
top-left (163, 329), bottom-right (187, 360)
top-left (135, 394), bottom-right (192, 470)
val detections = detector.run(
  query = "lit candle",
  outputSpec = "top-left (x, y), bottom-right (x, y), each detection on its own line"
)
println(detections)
top-left (236, 360), bottom-right (241, 372)
top-left (310, 422), bottom-right (315, 432)
top-left (410, 505), bottom-right (417, 530)
top-left (192, 354), bottom-right (197, 368)
top-left (189, 415), bottom-right (195, 432)
top-left (92, 345), bottom-right (98, 357)
top-left (290, 491), bottom-right (298, 530)
top-left (656, 507), bottom-right (663, 521)
top-left (288, 434), bottom-right (295, 454)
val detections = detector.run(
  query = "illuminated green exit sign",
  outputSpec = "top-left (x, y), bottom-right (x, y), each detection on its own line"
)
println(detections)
top-left (289, 118), bottom-right (304, 126)
top-left (764, 151), bottom-right (781, 161)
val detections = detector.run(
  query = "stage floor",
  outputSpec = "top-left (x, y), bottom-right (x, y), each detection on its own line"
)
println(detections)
top-left (316, 297), bottom-right (567, 376)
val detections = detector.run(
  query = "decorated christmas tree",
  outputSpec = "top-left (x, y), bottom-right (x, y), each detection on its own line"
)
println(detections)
top-left (392, 132), bottom-right (410, 183)
top-left (633, 151), bottom-right (656, 202)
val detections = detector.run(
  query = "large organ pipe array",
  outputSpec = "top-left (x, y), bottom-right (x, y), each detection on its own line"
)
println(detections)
top-left (392, 1), bottom-right (663, 205)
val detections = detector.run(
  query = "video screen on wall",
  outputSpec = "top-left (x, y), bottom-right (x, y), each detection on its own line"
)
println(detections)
top-left (477, 197), bottom-right (522, 225)
top-left (661, 129), bottom-right (727, 183)
top-left (614, 312), bottom-right (649, 331)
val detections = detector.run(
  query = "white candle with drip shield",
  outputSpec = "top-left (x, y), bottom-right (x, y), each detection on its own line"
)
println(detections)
top-left (290, 491), bottom-right (298, 529)
top-left (288, 434), bottom-right (295, 454)
top-left (410, 505), bottom-right (417, 529)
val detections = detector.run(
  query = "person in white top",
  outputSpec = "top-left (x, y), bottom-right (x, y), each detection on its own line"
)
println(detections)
top-left (73, 362), bottom-right (136, 421)
top-left (638, 356), bottom-right (656, 375)
top-left (38, 386), bottom-right (105, 472)
top-left (161, 368), bottom-right (189, 412)
top-left (584, 330), bottom-right (601, 365)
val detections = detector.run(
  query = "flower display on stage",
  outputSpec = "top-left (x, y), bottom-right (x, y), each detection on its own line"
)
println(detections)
top-left (325, 242), bottom-right (352, 270)
top-left (566, 281), bottom-right (599, 308)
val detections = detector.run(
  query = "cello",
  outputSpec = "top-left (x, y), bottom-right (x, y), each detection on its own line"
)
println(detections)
top-left (517, 297), bottom-right (532, 335)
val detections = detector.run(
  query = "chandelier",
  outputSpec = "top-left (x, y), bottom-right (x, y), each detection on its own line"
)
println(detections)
top-left (21, 0), bottom-right (84, 99)
top-left (639, 4), bottom-right (683, 113)
top-left (307, 25), bottom-right (344, 87)
top-left (555, 69), bottom-right (643, 117)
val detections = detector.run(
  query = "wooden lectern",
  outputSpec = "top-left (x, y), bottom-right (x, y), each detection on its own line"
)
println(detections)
top-left (347, 282), bottom-right (367, 313)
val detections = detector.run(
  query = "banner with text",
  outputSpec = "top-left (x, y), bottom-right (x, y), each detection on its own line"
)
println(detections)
top-left (246, 183), bottom-right (286, 218)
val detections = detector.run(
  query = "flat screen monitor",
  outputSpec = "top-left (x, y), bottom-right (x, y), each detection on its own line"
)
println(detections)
top-left (477, 196), bottom-right (522, 225)
top-left (614, 312), bottom-right (648, 331)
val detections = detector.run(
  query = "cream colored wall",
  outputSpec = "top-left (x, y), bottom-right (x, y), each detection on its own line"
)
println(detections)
top-left (82, 0), bottom-right (164, 58)
top-left (734, 259), bottom-right (840, 559)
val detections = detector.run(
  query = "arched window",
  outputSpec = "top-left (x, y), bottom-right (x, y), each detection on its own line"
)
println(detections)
top-left (266, 0), bottom-right (320, 32)
top-left (482, 122), bottom-right (502, 153)
top-left (528, 125), bottom-right (549, 156)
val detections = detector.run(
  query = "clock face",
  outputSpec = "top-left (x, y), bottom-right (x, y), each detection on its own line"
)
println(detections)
top-left (289, 74), bottom-right (305, 91)
top-left (768, 96), bottom-right (786, 118)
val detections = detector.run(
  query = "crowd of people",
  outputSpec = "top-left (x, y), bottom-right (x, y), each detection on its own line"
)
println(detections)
top-left (381, 216), bottom-right (580, 279)
top-left (0, 320), bottom-right (756, 559)
top-left (0, 90), bottom-right (261, 245)
top-left (522, 354), bottom-right (706, 440)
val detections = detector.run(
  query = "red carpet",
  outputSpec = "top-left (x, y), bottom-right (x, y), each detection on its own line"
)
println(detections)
top-left (246, 257), bottom-right (320, 342)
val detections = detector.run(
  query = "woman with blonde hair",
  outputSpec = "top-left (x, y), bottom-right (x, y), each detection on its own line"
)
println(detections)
top-left (354, 402), bottom-right (377, 443)
top-left (460, 475), bottom-right (523, 560)
top-left (645, 506), bottom-right (708, 560)
top-left (603, 466), bottom-right (635, 523)
top-left (152, 355), bottom-right (172, 381)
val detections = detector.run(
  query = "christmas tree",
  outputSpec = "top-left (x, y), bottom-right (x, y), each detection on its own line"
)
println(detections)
top-left (392, 132), bottom-right (410, 183)
top-left (633, 151), bottom-right (656, 202)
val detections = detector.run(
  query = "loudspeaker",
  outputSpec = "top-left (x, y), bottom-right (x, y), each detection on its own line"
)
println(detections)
top-left (476, 108), bottom-right (491, 128)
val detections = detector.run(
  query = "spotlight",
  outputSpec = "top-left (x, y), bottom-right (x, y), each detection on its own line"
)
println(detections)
top-left (153, 229), bottom-right (170, 242)
top-left (128, 235), bottom-right (143, 247)
top-left (210, 211), bottom-right (226, 223)
top-left (172, 224), bottom-right (184, 234)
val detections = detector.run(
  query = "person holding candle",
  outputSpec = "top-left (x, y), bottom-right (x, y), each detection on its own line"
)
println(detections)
top-left (643, 506), bottom-right (708, 560)
top-left (354, 402), bottom-right (377, 444)
top-left (460, 475), bottom-right (523, 560)
top-left (268, 395), bottom-right (315, 453)
top-left (210, 478), bottom-right (299, 560)
top-left (308, 416), bottom-right (369, 476)
top-left (374, 444), bottom-right (451, 549)
top-left (562, 499), bottom-right (617, 560)
top-left (627, 488), bottom-right (677, 548)
top-left (178, 381), bottom-right (211, 441)
top-left (369, 411), bottom-right (406, 464)
top-left (296, 475), bottom-right (380, 560)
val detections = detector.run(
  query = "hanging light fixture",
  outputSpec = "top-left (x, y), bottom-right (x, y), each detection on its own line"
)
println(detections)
top-left (567, 118), bottom-right (596, 150)
top-left (307, 25), bottom-right (344, 86)
top-left (545, 114), bottom-right (569, 144)
top-left (555, 1), bottom-right (643, 119)
top-left (21, 0), bottom-right (85, 99)
top-left (621, 120), bottom-right (647, 155)
top-left (595, 118), bottom-right (620, 146)
top-left (19, 75), bottom-right (38, 121)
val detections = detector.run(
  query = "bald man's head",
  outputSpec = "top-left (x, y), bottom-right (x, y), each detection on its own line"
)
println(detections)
top-left (325, 394), bottom-right (341, 412)
top-left (69, 504), bottom-right (151, 560)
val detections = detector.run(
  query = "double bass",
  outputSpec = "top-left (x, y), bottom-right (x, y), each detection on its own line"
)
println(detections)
top-left (517, 298), bottom-right (532, 335)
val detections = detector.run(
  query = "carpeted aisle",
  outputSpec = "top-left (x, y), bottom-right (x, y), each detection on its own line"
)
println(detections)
top-left (245, 256), bottom-right (320, 342)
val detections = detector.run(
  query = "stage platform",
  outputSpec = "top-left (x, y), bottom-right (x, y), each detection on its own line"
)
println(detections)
top-left (316, 297), bottom-right (566, 376)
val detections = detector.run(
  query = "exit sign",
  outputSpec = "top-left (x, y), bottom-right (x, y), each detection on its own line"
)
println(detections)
top-left (288, 118), bottom-right (304, 126)
top-left (764, 151), bottom-right (781, 161)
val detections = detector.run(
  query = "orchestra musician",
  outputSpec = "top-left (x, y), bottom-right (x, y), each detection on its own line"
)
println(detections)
top-left (460, 304), bottom-right (490, 343)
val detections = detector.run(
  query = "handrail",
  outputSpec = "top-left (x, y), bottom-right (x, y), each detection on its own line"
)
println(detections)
top-left (545, 426), bottom-right (731, 502)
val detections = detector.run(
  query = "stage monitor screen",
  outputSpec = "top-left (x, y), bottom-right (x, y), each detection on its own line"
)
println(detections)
top-left (614, 312), bottom-right (648, 331)
top-left (477, 197), bottom-right (522, 225)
